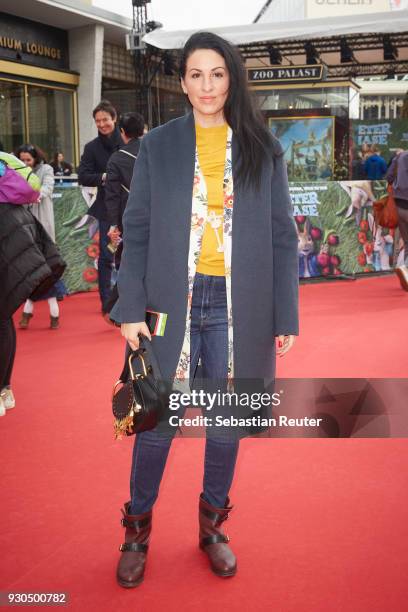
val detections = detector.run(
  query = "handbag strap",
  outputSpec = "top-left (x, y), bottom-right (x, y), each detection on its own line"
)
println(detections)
top-left (138, 336), bottom-right (164, 381)
top-left (119, 336), bottom-right (164, 383)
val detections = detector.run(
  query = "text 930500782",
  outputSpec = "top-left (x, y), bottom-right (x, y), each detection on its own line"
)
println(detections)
top-left (0, 592), bottom-right (69, 606)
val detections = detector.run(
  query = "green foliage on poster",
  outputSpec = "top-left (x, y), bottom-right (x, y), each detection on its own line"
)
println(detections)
top-left (53, 187), bottom-right (99, 294)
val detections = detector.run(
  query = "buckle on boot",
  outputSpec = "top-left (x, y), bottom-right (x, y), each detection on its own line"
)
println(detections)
top-left (119, 542), bottom-right (148, 553)
top-left (121, 516), bottom-right (150, 529)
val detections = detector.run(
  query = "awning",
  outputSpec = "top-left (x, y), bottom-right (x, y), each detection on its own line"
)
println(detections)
top-left (143, 9), bottom-right (408, 50)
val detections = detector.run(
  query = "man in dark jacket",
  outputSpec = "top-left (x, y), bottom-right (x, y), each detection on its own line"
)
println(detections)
top-left (103, 113), bottom-right (144, 318)
top-left (78, 100), bottom-right (123, 314)
top-left (105, 112), bottom-right (144, 260)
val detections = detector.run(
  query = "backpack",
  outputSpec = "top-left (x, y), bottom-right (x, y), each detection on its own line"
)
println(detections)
top-left (0, 152), bottom-right (41, 190)
top-left (0, 155), bottom-right (40, 205)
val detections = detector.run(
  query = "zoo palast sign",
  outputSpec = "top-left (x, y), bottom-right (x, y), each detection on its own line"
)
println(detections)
top-left (247, 65), bottom-right (327, 85)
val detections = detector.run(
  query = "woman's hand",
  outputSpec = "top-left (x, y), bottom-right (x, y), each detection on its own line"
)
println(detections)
top-left (276, 335), bottom-right (296, 357)
top-left (107, 226), bottom-right (121, 245)
top-left (121, 322), bottom-right (151, 351)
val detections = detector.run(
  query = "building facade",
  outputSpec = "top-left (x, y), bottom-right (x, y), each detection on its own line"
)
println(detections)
top-left (0, 0), bottom-right (134, 166)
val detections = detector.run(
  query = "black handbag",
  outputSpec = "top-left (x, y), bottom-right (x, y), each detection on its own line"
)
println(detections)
top-left (112, 337), bottom-right (167, 439)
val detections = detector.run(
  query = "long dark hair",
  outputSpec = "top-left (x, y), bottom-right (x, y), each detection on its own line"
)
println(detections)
top-left (179, 31), bottom-right (280, 189)
top-left (52, 151), bottom-right (63, 165)
top-left (16, 144), bottom-right (47, 164)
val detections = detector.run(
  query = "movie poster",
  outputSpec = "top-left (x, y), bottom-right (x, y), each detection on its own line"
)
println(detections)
top-left (350, 118), bottom-right (408, 165)
top-left (270, 116), bottom-right (334, 182)
top-left (290, 181), bottom-right (400, 279)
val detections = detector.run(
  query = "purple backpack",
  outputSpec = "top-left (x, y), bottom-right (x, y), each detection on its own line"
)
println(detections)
top-left (0, 162), bottom-right (40, 204)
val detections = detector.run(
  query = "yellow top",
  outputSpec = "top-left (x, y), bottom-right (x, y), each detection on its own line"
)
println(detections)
top-left (195, 122), bottom-right (228, 277)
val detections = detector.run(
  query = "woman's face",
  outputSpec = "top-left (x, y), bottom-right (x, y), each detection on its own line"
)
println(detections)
top-left (181, 49), bottom-right (229, 125)
top-left (19, 152), bottom-right (35, 168)
top-left (57, 153), bottom-right (64, 163)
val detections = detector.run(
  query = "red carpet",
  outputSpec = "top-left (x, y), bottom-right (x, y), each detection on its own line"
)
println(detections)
top-left (1, 276), bottom-right (407, 611)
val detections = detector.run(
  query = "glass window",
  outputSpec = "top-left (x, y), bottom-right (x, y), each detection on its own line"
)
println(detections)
top-left (27, 85), bottom-right (75, 167)
top-left (0, 81), bottom-right (26, 153)
top-left (101, 87), bottom-right (137, 116)
top-left (254, 86), bottom-right (349, 118)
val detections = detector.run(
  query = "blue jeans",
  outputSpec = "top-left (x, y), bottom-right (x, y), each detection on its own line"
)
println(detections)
top-left (98, 219), bottom-right (114, 312)
top-left (129, 273), bottom-right (239, 514)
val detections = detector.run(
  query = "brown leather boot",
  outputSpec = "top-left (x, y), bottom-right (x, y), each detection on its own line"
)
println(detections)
top-left (50, 316), bottom-right (59, 330)
top-left (116, 501), bottom-right (152, 588)
top-left (19, 312), bottom-right (33, 329)
top-left (199, 494), bottom-right (237, 577)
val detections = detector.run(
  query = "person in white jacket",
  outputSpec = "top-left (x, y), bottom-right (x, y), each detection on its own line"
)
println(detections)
top-left (17, 144), bottom-right (61, 329)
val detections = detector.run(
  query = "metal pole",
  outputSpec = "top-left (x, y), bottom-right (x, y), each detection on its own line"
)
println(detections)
top-left (253, 0), bottom-right (274, 23)
top-left (132, 0), bottom-right (149, 120)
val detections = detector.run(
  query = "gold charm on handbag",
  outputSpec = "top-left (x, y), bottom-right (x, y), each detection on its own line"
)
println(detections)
top-left (112, 353), bottom-right (147, 439)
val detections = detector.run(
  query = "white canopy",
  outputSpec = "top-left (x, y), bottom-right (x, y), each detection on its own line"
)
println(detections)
top-left (143, 9), bottom-right (408, 50)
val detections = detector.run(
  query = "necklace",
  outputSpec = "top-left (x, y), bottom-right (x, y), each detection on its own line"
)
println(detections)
top-left (207, 210), bottom-right (224, 253)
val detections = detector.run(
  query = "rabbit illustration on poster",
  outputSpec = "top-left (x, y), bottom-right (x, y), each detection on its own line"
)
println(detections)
top-left (340, 181), bottom-right (375, 226)
top-left (367, 212), bottom-right (394, 271)
top-left (298, 218), bottom-right (320, 278)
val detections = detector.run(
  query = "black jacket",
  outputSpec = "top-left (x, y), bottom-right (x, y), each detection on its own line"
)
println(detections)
top-left (78, 128), bottom-right (123, 221)
top-left (105, 138), bottom-right (140, 229)
top-left (0, 203), bottom-right (66, 319)
top-left (50, 160), bottom-right (73, 176)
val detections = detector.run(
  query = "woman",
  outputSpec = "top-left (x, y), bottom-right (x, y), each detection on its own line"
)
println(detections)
top-left (17, 145), bottom-right (61, 329)
top-left (111, 32), bottom-right (299, 587)
top-left (50, 151), bottom-right (73, 177)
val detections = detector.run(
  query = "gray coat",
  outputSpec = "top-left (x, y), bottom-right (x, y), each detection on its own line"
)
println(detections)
top-left (111, 112), bottom-right (299, 381)
top-left (30, 163), bottom-right (55, 241)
